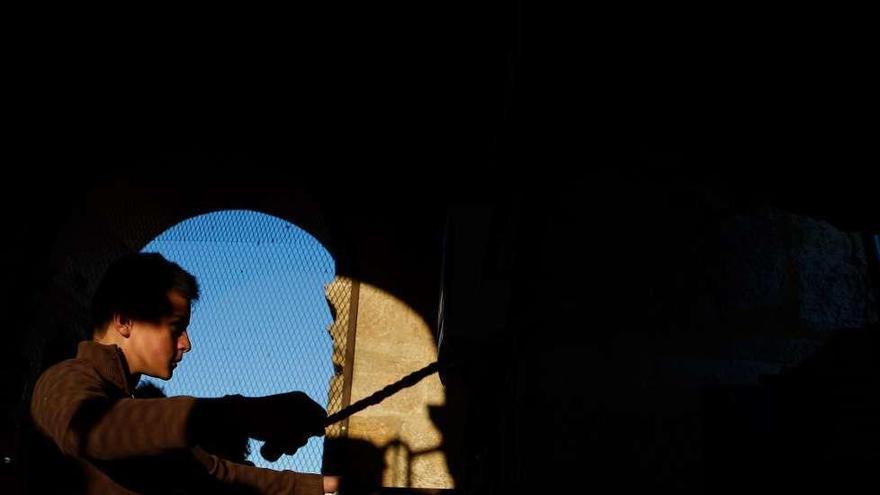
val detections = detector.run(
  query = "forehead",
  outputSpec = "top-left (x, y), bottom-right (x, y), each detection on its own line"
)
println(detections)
top-left (167, 290), bottom-right (191, 318)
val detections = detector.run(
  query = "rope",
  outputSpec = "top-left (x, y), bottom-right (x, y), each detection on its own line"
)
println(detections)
top-left (324, 360), bottom-right (443, 427)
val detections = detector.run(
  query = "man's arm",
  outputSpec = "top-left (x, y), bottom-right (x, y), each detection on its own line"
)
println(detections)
top-left (191, 447), bottom-right (326, 495)
top-left (31, 361), bottom-right (329, 467)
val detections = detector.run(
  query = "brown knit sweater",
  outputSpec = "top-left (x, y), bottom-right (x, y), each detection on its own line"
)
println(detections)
top-left (30, 341), bottom-right (323, 494)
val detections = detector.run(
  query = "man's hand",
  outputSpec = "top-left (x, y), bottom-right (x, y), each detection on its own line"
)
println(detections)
top-left (246, 391), bottom-right (327, 461)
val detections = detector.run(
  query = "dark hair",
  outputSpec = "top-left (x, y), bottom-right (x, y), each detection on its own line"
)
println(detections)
top-left (91, 252), bottom-right (200, 333)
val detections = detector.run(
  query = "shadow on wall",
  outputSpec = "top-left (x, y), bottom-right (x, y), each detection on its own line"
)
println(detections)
top-left (323, 435), bottom-right (457, 495)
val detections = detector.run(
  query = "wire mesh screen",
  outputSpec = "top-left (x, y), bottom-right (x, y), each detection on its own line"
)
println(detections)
top-left (324, 276), bottom-right (357, 439)
top-left (138, 209), bottom-right (351, 473)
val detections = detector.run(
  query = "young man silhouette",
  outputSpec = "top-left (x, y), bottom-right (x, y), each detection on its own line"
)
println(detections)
top-left (31, 252), bottom-right (339, 494)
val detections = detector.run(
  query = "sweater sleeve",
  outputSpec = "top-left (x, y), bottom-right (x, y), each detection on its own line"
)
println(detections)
top-left (30, 361), bottom-right (197, 460)
top-left (191, 447), bottom-right (324, 495)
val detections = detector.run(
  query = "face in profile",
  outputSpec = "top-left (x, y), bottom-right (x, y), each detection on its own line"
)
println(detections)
top-left (126, 290), bottom-right (192, 380)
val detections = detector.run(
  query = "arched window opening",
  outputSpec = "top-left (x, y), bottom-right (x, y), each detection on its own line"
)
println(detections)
top-left (140, 209), bottom-right (347, 473)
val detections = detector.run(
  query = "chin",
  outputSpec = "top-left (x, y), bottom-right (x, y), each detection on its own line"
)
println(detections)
top-left (152, 369), bottom-right (173, 380)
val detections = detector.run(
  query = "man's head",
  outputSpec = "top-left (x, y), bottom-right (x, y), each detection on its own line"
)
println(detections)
top-left (91, 252), bottom-right (200, 379)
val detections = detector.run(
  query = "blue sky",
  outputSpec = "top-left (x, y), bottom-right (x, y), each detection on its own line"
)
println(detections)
top-left (141, 209), bottom-right (335, 473)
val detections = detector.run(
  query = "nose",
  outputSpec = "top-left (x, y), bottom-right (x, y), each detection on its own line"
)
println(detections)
top-left (179, 330), bottom-right (192, 354)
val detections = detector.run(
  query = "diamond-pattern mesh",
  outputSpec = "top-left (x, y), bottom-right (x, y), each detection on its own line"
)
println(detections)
top-left (324, 276), bottom-right (355, 439)
top-left (138, 210), bottom-right (350, 473)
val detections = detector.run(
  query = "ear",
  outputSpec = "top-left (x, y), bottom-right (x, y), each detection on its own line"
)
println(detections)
top-left (112, 314), bottom-right (133, 338)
